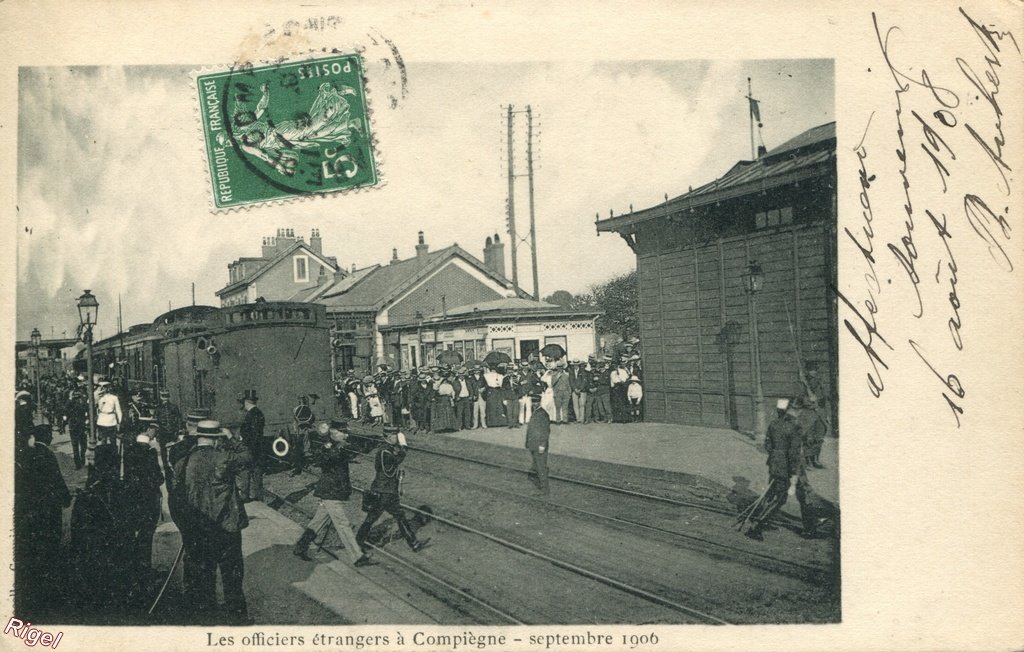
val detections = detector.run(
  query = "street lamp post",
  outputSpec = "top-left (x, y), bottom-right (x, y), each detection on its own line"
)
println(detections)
top-left (743, 262), bottom-right (767, 440)
top-left (77, 290), bottom-right (100, 467)
top-left (30, 327), bottom-right (43, 424)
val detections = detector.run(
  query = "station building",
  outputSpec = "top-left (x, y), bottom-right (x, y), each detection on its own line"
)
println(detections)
top-left (378, 297), bottom-right (602, 369)
top-left (596, 122), bottom-right (838, 433)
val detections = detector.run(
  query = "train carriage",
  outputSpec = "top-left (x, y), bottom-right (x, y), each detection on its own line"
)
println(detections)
top-left (158, 302), bottom-right (336, 431)
top-left (77, 302), bottom-right (336, 433)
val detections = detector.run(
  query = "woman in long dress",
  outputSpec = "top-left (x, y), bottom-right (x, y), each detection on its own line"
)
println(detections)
top-left (430, 374), bottom-right (457, 433)
top-left (484, 365), bottom-right (507, 427)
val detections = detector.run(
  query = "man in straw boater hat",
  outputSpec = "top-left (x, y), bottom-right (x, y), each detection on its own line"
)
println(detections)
top-left (171, 419), bottom-right (253, 625)
top-left (293, 419), bottom-right (378, 567)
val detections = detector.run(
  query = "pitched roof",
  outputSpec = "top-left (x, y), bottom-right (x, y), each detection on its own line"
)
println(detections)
top-left (215, 241), bottom-right (341, 297)
top-left (289, 265), bottom-right (379, 302)
top-left (596, 121), bottom-right (835, 234)
top-left (318, 245), bottom-right (526, 312)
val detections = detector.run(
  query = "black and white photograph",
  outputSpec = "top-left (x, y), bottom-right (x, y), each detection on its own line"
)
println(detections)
top-left (2, 2), bottom-right (1022, 651)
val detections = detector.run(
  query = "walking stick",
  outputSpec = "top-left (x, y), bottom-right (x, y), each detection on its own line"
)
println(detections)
top-left (148, 542), bottom-right (185, 615)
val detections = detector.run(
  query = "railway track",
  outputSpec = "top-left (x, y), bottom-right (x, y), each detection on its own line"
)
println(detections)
top-left (397, 455), bottom-right (829, 583)
top-left (262, 483), bottom-right (732, 625)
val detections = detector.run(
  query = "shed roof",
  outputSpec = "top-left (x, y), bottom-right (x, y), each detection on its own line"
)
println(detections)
top-left (596, 121), bottom-right (835, 234)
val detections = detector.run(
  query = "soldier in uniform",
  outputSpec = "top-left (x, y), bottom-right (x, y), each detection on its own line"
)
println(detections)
top-left (153, 389), bottom-right (185, 489)
top-left (800, 362), bottom-right (829, 469)
top-left (745, 398), bottom-right (813, 541)
top-left (172, 420), bottom-right (253, 625)
top-left (238, 389), bottom-right (265, 501)
top-left (293, 419), bottom-right (377, 567)
top-left (66, 388), bottom-right (89, 469)
top-left (524, 393), bottom-right (551, 496)
top-left (355, 426), bottom-right (430, 553)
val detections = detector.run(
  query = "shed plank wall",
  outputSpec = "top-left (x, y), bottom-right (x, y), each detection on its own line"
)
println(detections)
top-left (637, 224), bottom-right (833, 430)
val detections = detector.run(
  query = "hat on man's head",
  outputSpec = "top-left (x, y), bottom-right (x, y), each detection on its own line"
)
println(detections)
top-left (15, 390), bottom-right (31, 400)
top-left (789, 397), bottom-right (806, 410)
top-left (775, 398), bottom-right (790, 411)
top-left (238, 389), bottom-right (258, 403)
top-left (159, 389), bottom-right (171, 399)
top-left (195, 419), bottom-right (229, 436)
top-left (362, 375), bottom-right (375, 384)
top-left (135, 433), bottom-right (152, 444)
top-left (382, 425), bottom-right (400, 435)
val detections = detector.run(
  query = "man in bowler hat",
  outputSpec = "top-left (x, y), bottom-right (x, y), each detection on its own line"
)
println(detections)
top-left (238, 389), bottom-right (264, 502)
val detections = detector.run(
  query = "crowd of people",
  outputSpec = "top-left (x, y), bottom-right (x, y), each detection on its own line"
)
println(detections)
top-left (13, 369), bottom-right (435, 626)
top-left (335, 342), bottom-right (646, 432)
top-left (14, 372), bottom-right (169, 621)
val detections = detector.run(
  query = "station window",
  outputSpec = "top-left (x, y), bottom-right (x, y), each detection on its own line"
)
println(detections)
top-left (755, 205), bottom-right (793, 230)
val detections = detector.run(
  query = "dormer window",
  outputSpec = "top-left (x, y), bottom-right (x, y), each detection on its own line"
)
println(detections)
top-left (294, 254), bottom-right (309, 282)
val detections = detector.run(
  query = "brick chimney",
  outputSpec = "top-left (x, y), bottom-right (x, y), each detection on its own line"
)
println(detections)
top-left (261, 234), bottom-right (277, 258)
top-left (415, 231), bottom-right (429, 259)
top-left (391, 247), bottom-right (399, 264)
top-left (310, 227), bottom-right (322, 255)
top-left (483, 232), bottom-right (506, 278)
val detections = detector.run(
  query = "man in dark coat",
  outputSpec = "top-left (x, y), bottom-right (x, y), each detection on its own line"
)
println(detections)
top-left (153, 389), bottom-right (185, 488)
top-left (745, 398), bottom-right (811, 541)
top-left (173, 420), bottom-right (253, 625)
top-left (68, 443), bottom-right (129, 611)
top-left (293, 419), bottom-right (377, 566)
top-left (355, 427), bottom-right (429, 553)
top-left (15, 390), bottom-right (35, 452)
top-left (122, 422), bottom-right (164, 597)
top-left (452, 368), bottom-right (475, 431)
top-left (524, 394), bottom-right (551, 496)
top-left (238, 389), bottom-right (265, 501)
top-left (568, 361), bottom-right (590, 424)
top-left (66, 389), bottom-right (89, 469)
top-left (15, 424), bottom-right (72, 618)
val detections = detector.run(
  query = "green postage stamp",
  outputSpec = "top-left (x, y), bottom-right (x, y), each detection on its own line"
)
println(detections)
top-left (195, 53), bottom-right (379, 210)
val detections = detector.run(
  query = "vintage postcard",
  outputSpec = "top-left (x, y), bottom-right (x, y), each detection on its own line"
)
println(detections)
top-left (1, 1), bottom-right (1021, 651)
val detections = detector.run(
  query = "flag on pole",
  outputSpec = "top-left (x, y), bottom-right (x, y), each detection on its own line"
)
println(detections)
top-left (749, 97), bottom-right (761, 123)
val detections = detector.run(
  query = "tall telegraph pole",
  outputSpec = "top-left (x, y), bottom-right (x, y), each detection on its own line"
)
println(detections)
top-left (506, 105), bottom-right (520, 289)
top-left (506, 104), bottom-right (540, 298)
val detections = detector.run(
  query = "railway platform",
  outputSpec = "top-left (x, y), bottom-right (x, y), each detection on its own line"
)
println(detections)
top-left (436, 421), bottom-right (838, 515)
top-left (42, 426), bottom-right (437, 625)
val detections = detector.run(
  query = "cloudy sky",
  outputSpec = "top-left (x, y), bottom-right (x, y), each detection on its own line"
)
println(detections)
top-left (17, 59), bottom-right (832, 340)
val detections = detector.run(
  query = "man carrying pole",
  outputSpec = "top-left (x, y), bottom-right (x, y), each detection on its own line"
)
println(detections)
top-left (744, 397), bottom-right (810, 541)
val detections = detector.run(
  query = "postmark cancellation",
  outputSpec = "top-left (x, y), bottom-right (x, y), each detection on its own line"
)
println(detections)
top-left (195, 53), bottom-right (379, 211)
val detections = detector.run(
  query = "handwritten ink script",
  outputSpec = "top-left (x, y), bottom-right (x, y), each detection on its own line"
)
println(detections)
top-left (842, 7), bottom-right (1019, 427)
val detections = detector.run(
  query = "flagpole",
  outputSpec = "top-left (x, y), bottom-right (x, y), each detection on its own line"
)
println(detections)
top-left (747, 77), bottom-right (755, 159)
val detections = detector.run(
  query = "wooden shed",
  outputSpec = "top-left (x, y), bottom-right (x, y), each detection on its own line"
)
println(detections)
top-left (596, 122), bottom-right (837, 433)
